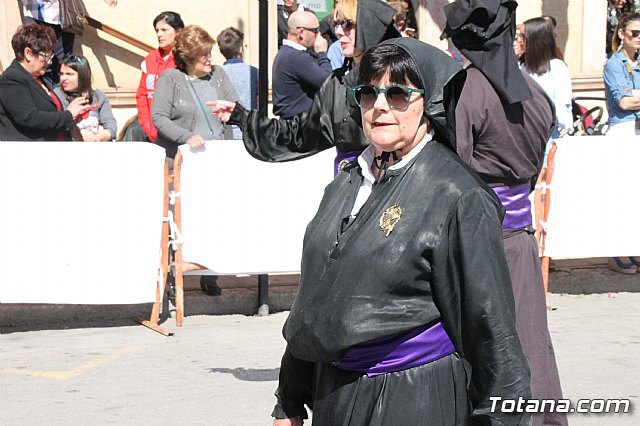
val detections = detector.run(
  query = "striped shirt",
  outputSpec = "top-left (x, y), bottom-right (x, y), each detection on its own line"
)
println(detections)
top-left (22, 0), bottom-right (61, 25)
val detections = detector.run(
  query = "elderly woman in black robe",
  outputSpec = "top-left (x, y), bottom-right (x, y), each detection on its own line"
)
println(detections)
top-left (271, 37), bottom-right (531, 426)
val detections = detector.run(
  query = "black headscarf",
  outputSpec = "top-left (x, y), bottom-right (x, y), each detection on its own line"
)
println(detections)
top-left (441, 0), bottom-right (531, 104)
top-left (379, 37), bottom-right (466, 151)
top-left (355, 0), bottom-right (402, 53)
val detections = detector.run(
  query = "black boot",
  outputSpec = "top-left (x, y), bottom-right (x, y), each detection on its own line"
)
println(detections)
top-left (200, 275), bottom-right (221, 296)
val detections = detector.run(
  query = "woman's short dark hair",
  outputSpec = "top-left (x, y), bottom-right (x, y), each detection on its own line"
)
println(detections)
top-left (173, 25), bottom-right (215, 72)
top-left (11, 23), bottom-right (56, 61)
top-left (521, 17), bottom-right (557, 75)
top-left (153, 11), bottom-right (185, 31)
top-left (60, 55), bottom-right (94, 101)
top-left (217, 27), bottom-right (244, 60)
top-left (610, 0), bottom-right (636, 13)
top-left (613, 12), bottom-right (640, 52)
top-left (358, 43), bottom-right (422, 89)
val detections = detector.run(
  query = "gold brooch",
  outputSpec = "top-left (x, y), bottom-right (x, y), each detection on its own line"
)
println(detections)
top-left (379, 205), bottom-right (402, 236)
top-left (338, 159), bottom-right (351, 171)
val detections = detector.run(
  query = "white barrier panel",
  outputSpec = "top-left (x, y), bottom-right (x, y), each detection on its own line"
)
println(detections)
top-left (179, 142), bottom-right (335, 274)
top-left (544, 136), bottom-right (640, 258)
top-left (0, 142), bottom-right (166, 304)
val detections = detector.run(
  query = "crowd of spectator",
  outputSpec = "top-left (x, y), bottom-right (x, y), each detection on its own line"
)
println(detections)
top-left (0, 2), bottom-right (638, 279)
top-left (2, 0), bottom-right (639, 423)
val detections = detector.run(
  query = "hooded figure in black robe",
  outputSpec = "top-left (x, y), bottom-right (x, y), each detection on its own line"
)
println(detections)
top-left (213, 0), bottom-right (400, 170)
top-left (442, 2), bottom-right (567, 425)
top-left (272, 37), bottom-right (531, 426)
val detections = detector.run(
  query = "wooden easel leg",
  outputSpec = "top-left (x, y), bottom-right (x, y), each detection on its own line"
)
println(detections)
top-left (541, 256), bottom-right (550, 295)
top-left (175, 265), bottom-right (185, 327)
top-left (135, 160), bottom-right (173, 336)
top-left (134, 265), bottom-right (173, 335)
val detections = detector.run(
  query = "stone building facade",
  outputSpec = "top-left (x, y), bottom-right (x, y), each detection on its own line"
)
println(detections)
top-left (0, 0), bottom-right (607, 123)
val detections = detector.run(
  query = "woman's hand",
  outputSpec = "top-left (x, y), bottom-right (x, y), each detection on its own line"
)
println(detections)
top-left (186, 134), bottom-right (206, 149)
top-left (208, 100), bottom-right (236, 123)
top-left (80, 129), bottom-right (99, 142)
top-left (66, 97), bottom-right (89, 121)
top-left (273, 417), bottom-right (302, 426)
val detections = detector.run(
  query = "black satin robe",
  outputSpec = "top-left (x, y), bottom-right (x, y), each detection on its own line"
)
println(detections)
top-left (273, 140), bottom-right (531, 425)
top-left (228, 66), bottom-right (366, 162)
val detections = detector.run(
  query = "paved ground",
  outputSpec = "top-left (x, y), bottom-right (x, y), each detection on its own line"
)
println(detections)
top-left (0, 259), bottom-right (638, 425)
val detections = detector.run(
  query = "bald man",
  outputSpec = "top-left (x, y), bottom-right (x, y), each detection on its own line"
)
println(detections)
top-left (272, 10), bottom-right (332, 118)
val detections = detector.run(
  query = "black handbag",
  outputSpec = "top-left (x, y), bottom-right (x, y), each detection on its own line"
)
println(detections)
top-left (59, 0), bottom-right (89, 36)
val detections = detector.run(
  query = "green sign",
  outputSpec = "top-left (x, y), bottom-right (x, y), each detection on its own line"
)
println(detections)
top-left (300, 0), bottom-right (334, 20)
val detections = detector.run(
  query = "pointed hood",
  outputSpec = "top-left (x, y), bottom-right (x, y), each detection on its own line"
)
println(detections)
top-left (380, 37), bottom-right (466, 150)
top-left (355, 0), bottom-right (402, 53)
top-left (441, 0), bottom-right (531, 104)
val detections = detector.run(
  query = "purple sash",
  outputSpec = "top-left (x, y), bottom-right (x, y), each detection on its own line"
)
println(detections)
top-left (334, 149), bottom-right (363, 176)
top-left (492, 183), bottom-right (532, 230)
top-left (333, 322), bottom-right (455, 377)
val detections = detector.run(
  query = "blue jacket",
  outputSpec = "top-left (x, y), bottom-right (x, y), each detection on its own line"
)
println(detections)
top-left (604, 50), bottom-right (640, 126)
top-left (271, 43), bottom-right (332, 118)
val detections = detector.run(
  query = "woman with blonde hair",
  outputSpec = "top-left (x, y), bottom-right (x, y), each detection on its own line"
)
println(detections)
top-left (152, 25), bottom-right (239, 296)
top-left (152, 25), bottom-right (239, 159)
top-left (211, 0), bottom-right (401, 175)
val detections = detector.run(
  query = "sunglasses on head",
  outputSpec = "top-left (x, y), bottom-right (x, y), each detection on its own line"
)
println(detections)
top-left (351, 84), bottom-right (424, 110)
top-left (626, 29), bottom-right (640, 38)
top-left (65, 55), bottom-right (84, 64)
top-left (334, 19), bottom-right (355, 33)
top-left (298, 26), bottom-right (320, 33)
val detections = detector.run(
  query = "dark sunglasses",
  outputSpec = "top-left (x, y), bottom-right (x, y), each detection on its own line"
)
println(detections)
top-left (626, 29), bottom-right (640, 38)
top-left (351, 84), bottom-right (424, 110)
top-left (297, 26), bottom-right (320, 33)
top-left (334, 19), bottom-right (355, 32)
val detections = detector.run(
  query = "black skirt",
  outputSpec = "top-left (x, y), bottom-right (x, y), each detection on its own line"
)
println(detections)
top-left (309, 353), bottom-right (469, 425)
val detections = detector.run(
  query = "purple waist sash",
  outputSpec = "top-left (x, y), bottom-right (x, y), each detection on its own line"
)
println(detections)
top-left (332, 322), bottom-right (455, 377)
top-left (492, 183), bottom-right (532, 230)
top-left (334, 148), bottom-right (363, 176)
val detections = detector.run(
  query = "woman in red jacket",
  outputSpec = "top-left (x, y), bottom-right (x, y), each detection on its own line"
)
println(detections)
top-left (134, 11), bottom-right (185, 142)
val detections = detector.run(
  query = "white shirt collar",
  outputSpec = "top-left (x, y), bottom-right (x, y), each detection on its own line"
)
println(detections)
top-left (282, 39), bottom-right (307, 51)
top-left (357, 129), bottom-right (434, 185)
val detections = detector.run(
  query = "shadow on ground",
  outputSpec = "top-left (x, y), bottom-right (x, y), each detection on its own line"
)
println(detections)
top-left (207, 367), bottom-right (280, 382)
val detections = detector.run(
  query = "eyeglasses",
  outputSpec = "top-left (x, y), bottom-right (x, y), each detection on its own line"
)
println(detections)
top-left (36, 51), bottom-right (53, 63)
top-left (626, 29), bottom-right (640, 38)
top-left (298, 26), bottom-right (320, 34)
top-left (334, 19), bottom-right (355, 33)
top-left (351, 84), bottom-right (424, 110)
